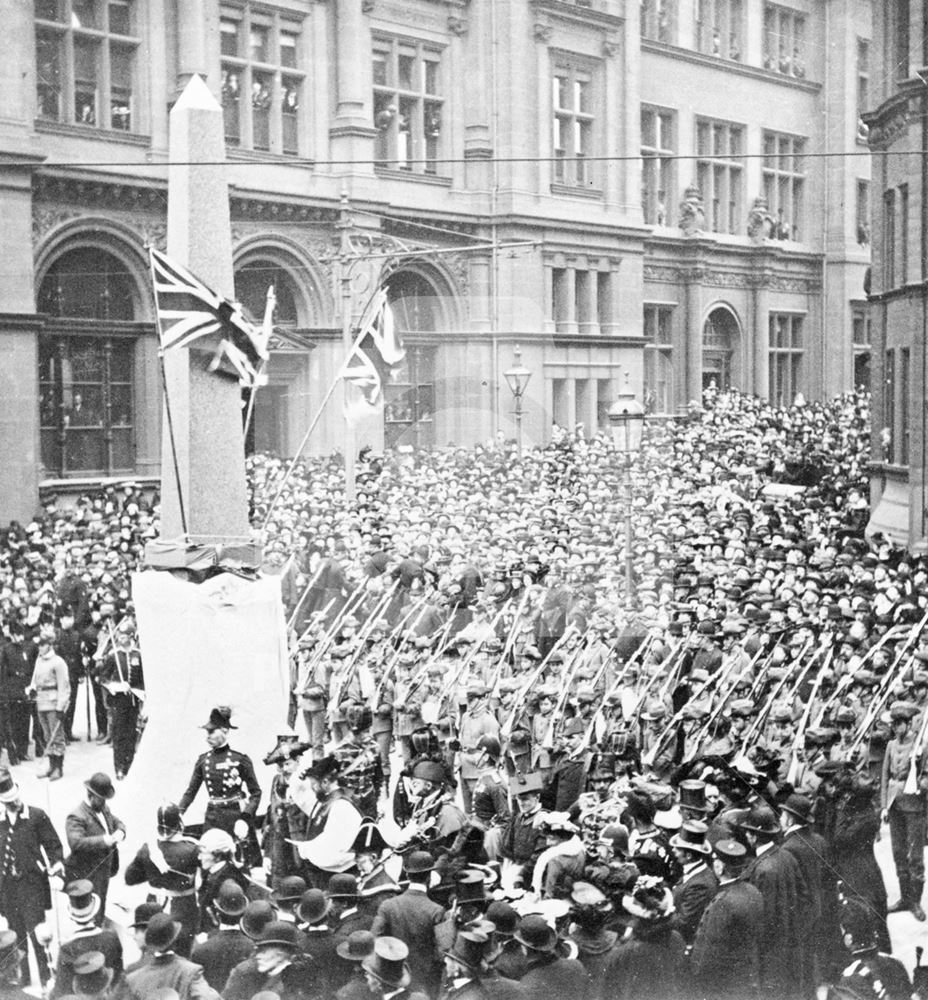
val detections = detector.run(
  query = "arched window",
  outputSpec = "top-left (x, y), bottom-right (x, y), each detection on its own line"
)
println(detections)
top-left (702, 307), bottom-right (739, 392)
top-left (37, 245), bottom-right (142, 476)
top-left (387, 270), bottom-right (442, 333)
top-left (234, 260), bottom-right (300, 326)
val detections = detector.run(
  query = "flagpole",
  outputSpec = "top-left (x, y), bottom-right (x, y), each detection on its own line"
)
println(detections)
top-left (243, 284), bottom-right (276, 444)
top-left (148, 248), bottom-right (189, 538)
top-left (338, 192), bottom-right (357, 505)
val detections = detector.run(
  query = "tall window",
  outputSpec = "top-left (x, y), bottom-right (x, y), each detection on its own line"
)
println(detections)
top-left (900, 184), bottom-right (909, 284)
top-left (220, 5), bottom-right (305, 155)
top-left (852, 307), bottom-right (871, 391)
top-left (641, 0), bottom-right (675, 43)
top-left (373, 38), bottom-right (443, 174)
top-left (35, 0), bottom-right (138, 131)
top-left (695, 0), bottom-right (743, 60)
top-left (894, 2), bottom-right (910, 81)
top-left (552, 62), bottom-right (595, 189)
top-left (884, 349), bottom-right (896, 463)
top-left (763, 4), bottom-right (806, 77)
top-left (857, 38), bottom-right (870, 139)
top-left (641, 106), bottom-right (675, 224)
top-left (762, 131), bottom-right (805, 240)
top-left (901, 347), bottom-right (911, 465)
top-left (37, 247), bottom-right (140, 476)
top-left (856, 180), bottom-right (870, 245)
top-left (768, 313), bottom-right (802, 406)
top-left (883, 188), bottom-right (896, 289)
top-left (644, 305), bottom-right (674, 413)
top-left (383, 346), bottom-right (435, 449)
top-left (696, 118), bottom-right (744, 234)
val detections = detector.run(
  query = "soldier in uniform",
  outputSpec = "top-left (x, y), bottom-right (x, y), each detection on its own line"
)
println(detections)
top-left (332, 705), bottom-right (384, 820)
top-left (124, 803), bottom-right (200, 956)
top-left (499, 772), bottom-right (547, 883)
top-left (178, 706), bottom-right (262, 845)
top-left (880, 699), bottom-right (928, 920)
top-left (457, 685), bottom-right (500, 813)
top-left (469, 735), bottom-right (509, 860)
top-left (97, 619), bottom-right (144, 780)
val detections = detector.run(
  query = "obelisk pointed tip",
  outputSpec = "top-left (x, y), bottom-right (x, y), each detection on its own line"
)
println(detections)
top-left (173, 73), bottom-right (221, 113)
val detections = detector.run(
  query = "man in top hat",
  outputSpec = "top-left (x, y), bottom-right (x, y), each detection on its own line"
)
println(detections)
top-left (64, 772), bottom-right (125, 917)
top-left (371, 851), bottom-right (445, 996)
top-left (880, 699), bottom-right (928, 920)
top-left (52, 880), bottom-right (123, 999)
top-left (295, 755), bottom-right (364, 887)
top-left (690, 839), bottom-right (764, 1000)
top-left (514, 913), bottom-right (590, 1000)
top-left (668, 820), bottom-right (718, 944)
top-left (0, 767), bottom-right (64, 987)
top-left (178, 707), bottom-right (262, 841)
top-left (224, 920), bottom-right (312, 1000)
top-left (439, 919), bottom-right (498, 1000)
top-left (362, 936), bottom-right (429, 1000)
top-left (190, 880), bottom-right (255, 991)
top-left (125, 803), bottom-right (200, 956)
top-left (737, 802), bottom-right (804, 1000)
top-left (0, 928), bottom-right (33, 1000)
top-left (125, 912), bottom-right (218, 1000)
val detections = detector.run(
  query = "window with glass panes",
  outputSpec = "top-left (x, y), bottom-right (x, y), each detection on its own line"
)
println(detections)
top-left (37, 246), bottom-right (141, 476)
top-left (695, 118), bottom-right (743, 234)
top-left (884, 349), bottom-right (896, 462)
top-left (857, 39), bottom-right (869, 123)
top-left (641, 106), bottom-right (674, 225)
top-left (883, 188), bottom-right (896, 288)
top-left (762, 4), bottom-right (806, 76)
top-left (768, 313), bottom-right (803, 406)
top-left (851, 306), bottom-right (871, 392)
top-left (552, 62), bottom-right (595, 188)
top-left (34, 0), bottom-right (138, 131)
top-left (644, 305), bottom-right (673, 413)
top-left (695, 0), bottom-right (743, 60)
top-left (220, 5), bottom-right (305, 155)
top-left (856, 179), bottom-right (870, 245)
top-left (762, 131), bottom-right (805, 241)
top-left (640, 0), bottom-right (675, 43)
top-left (372, 38), bottom-right (443, 174)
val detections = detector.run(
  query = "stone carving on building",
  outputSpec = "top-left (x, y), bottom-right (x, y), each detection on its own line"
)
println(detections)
top-left (746, 195), bottom-right (774, 244)
top-left (447, 13), bottom-right (468, 35)
top-left (32, 207), bottom-right (82, 245)
top-left (533, 21), bottom-right (553, 41)
top-left (678, 185), bottom-right (705, 235)
top-left (867, 104), bottom-right (910, 150)
top-left (602, 38), bottom-right (620, 57)
top-left (643, 264), bottom-right (682, 284)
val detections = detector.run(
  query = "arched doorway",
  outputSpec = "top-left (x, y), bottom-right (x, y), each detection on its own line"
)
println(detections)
top-left (37, 245), bottom-right (143, 476)
top-left (383, 270), bottom-right (445, 449)
top-left (701, 307), bottom-right (740, 391)
top-left (234, 259), bottom-right (305, 457)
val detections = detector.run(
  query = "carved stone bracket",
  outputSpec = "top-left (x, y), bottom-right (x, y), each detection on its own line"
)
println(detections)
top-left (602, 38), bottom-right (620, 58)
top-left (447, 13), bottom-right (468, 35)
top-left (533, 21), bottom-right (553, 42)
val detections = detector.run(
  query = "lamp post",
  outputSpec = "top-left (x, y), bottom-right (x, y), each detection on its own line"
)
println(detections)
top-left (503, 345), bottom-right (532, 456)
top-left (608, 380), bottom-right (646, 611)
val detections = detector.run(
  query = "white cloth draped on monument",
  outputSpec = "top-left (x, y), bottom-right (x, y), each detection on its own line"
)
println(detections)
top-left (121, 570), bottom-right (289, 838)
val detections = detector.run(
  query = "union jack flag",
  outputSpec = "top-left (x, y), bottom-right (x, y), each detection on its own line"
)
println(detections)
top-left (340, 288), bottom-right (405, 405)
top-left (148, 246), bottom-right (268, 387)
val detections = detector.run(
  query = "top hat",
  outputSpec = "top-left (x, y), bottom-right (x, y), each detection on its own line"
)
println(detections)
top-left (66, 880), bottom-right (101, 924)
top-left (443, 921), bottom-right (494, 971)
top-left (513, 915), bottom-right (558, 952)
top-left (145, 912), bottom-right (183, 952)
top-left (297, 888), bottom-right (331, 925)
top-left (214, 880), bottom-right (248, 918)
top-left (326, 873), bottom-right (359, 900)
top-left (84, 772), bottom-right (115, 801)
top-left (454, 870), bottom-right (486, 906)
top-left (362, 937), bottom-right (412, 989)
top-left (0, 770), bottom-right (19, 804)
top-left (130, 901), bottom-right (165, 928)
top-left (678, 779), bottom-right (708, 813)
top-left (669, 820), bottom-right (711, 855)
top-left (72, 951), bottom-right (113, 996)
top-left (272, 876), bottom-right (307, 903)
top-left (403, 850), bottom-right (435, 875)
top-left (255, 921), bottom-right (301, 951)
top-left (780, 793), bottom-right (813, 825)
top-left (202, 706), bottom-right (237, 731)
top-left (336, 930), bottom-right (376, 963)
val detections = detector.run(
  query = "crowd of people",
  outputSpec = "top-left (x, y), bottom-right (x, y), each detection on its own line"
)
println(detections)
top-left (2, 387), bottom-right (927, 1000)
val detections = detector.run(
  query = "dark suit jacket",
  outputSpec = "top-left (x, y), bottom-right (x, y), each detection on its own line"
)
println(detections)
top-left (190, 928), bottom-right (255, 991)
top-left (519, 953), bottom-right (590, 1000)
top-left (0, 803), bottom-right (63, 918)
top-left (371, 887), bottom-right (444, 990)
top-left (65, 800), bottom-right (126, 892)
top-left (223, 955), bottom-right (316, 1000)
top-left (52, 927), bottom-right (123, 999)
top-left (691, 878), bottom-right (764, 1000)
top-left (671, 862), bottom-right (719, 943)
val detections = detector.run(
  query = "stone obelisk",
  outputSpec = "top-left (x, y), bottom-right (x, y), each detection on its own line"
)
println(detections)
top-left (156, 74), bottom-right (251, 549)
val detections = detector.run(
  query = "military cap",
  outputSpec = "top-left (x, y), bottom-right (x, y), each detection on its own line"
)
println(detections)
top-left (729, 698), bottom-right (755, 718)
top-left (890, 700), bottom-right (919, 721)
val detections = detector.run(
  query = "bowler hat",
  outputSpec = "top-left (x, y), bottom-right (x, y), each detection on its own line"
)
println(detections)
top-left (256, 920), bottom-right (301, 950)
top-left (736, 802), bottom-right (780, 836)
top-left (130, 901), bottom-right (165, 928)
top-left (403, 850), bottom-right (435, 874)
top-left (326, 873), bottom-right (359, 900)
top-left (485, 901), bottom-right (518, 937)
top-left (72, 950), bottom-right (113, 996)
top-left (297, 888), bottom-right (331, 925)
top-left (272, 876), bottom-right (307, 903)
top-left (336, 929), bottom-right (375, 962)
top-left (362, 937), bottom-right (412, 988)
top-left (215, 879), bottom-right (248, 918)
top-left (202, 706), bottom-right (237, 731)
top-left (513, 915), bottom-right (558, 952)
top-left (241, 900), bottom-right (276, 939)
top-left (84, 772), bottom-right (115, 800)
top-left (145, 912), bottom-right (183, 951)
top-left (780, 793), bottom-right (813, 825)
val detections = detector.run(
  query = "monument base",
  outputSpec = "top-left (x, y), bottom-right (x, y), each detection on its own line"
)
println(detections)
top-left (144, 536), bottom-right (264, 573)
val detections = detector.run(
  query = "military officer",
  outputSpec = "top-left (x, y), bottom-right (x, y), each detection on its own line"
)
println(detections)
top-left (178, 706), bottom-right (262, 842)
top-left (880, 699), bottom-right (928, 921)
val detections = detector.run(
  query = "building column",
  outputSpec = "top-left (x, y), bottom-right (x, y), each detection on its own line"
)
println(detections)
top-left (330, 0), bottom-right (377, 172)
top-left (544, 265), bottom-right (555, 334)
top-left (176, 0), bottom-right (207, 93)
top-left (564, 268), bottom-right (578, 335)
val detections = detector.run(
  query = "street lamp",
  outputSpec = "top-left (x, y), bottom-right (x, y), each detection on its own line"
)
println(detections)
top-left (503, 345), bottom-right (532, 456)
top-left (608, 380), bottom-right (646, 611)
